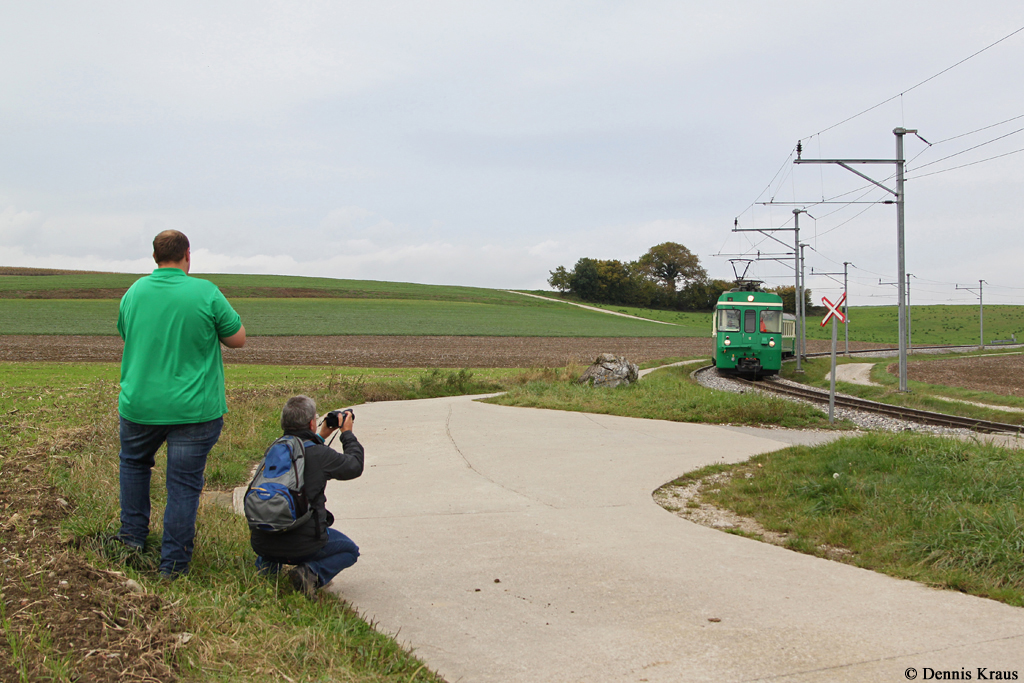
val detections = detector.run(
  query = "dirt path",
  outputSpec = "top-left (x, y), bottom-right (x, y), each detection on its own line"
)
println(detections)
top-left (506, 291), bottom-right (679, 325)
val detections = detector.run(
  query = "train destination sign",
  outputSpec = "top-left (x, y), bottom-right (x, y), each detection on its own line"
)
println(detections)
top-left (820, 293), bottom-right (847, 326)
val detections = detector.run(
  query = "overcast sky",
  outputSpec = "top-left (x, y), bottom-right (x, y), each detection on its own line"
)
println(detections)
top-left (2, 2), bottom-right (1022, 306)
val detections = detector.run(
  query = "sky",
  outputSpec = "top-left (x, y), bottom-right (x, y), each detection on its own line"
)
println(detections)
top-left (2, 1), bottom-right (1023, 307)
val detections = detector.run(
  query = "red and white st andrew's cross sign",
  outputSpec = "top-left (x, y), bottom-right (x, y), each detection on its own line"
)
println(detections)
top-left (820, 293), bottom-right (847, 326)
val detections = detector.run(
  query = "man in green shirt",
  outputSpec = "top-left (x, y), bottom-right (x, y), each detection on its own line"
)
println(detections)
top-left (115, 230), bottom-right (246, 579)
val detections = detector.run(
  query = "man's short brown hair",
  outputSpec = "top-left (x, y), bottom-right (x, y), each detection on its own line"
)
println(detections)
top-left (153, 230), bottom-right (190, 264)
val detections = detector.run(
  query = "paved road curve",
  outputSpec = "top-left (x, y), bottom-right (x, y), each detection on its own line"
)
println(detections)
top-left (323, 395), bottom-right (1024, 682)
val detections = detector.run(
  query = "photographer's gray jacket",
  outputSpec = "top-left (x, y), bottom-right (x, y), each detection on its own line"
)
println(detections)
top-left (250, 427), bottom-right (364, 561)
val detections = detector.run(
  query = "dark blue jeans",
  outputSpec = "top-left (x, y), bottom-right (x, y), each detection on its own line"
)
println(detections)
top-left (255, 528), bottom-right (360, 588)
top-left (118, 416), bottom-right (223, 575)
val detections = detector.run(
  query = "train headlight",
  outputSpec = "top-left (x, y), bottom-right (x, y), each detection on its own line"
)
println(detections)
top-left (769, 338), bottom-right (776, 347)
top-left (724, 337), bottom-right (731, 346)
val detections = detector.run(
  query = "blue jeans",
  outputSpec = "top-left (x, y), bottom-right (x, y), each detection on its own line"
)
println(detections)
top-left (255, 528), bottom-right (360, 588)
top-left (118, 416), bottom-right (223, 575)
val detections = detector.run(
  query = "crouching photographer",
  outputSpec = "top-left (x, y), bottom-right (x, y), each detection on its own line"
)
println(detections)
top-left (247, 395), bottom-right (364, 598)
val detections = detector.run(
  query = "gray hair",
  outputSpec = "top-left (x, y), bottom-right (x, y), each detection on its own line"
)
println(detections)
top-left (281, 395), bottom-right (317, 431)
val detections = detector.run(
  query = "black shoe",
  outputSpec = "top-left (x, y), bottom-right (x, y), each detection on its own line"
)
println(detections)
top-left (157, 570), bottom-right (184, 583)
top-left (96, 534), bottom-right (160, 571)
top-left (108, 533), bottom-right (145, 551)
top-left (288, 564), bottom-right (319, 599)
top-left (98, 533), bottom-right (144, 562)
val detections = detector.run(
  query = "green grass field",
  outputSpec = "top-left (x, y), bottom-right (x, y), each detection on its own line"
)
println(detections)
top-left (3, 268), bottom-right (1022, 343)
top-left (0, 298), bottom-right (696, 336)
top-left (521, 290), bottom-right (1024, 347)
top-left (802, 304), bottom-right (1023, 346)
top-left (0, 270), bottom-right (530, 304)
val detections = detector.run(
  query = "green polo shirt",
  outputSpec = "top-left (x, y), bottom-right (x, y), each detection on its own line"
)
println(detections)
top-left (118, 268), bottom-right (242, 425)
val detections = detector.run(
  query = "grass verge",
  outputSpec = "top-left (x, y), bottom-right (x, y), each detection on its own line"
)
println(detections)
top-left (484, 364), bottom-right (851, 429)
top-left (660, 432), bottom-right (1024, 606)
top-left (0, 362), bottom-right (528, 682)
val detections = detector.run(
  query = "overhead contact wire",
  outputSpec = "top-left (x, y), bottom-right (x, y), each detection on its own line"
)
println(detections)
top-left (801, 24), bottom-right (1024, 142)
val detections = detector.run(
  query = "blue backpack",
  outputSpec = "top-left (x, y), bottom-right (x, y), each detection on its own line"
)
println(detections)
top-left (244, 436), bottom-right (313, 533)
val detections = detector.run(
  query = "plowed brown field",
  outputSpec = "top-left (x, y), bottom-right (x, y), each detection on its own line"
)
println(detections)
top-left (902, 353), bottom-right (1024, 397)
top-left (0, 335), bottom-right (888, 368)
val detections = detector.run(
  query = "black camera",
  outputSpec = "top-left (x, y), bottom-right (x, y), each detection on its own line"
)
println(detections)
top-left (325, 409), bottom-right (354, 429)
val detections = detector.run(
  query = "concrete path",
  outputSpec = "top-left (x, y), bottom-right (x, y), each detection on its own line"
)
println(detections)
top-left (323, 395), bottom-right (1024, 682)
top-left (825, 362), bottom-right (880, 386)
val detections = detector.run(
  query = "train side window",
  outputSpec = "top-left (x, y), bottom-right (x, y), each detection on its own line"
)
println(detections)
top-left (718, 308), bottom-right (740, 332)
top-left (760, 310), bottom-right (782, 333)
top-left (744, 309), bottom-right (756, 333)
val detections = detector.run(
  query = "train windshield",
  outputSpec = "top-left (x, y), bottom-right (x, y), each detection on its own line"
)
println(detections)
top-left (744, 309), bottom-right (756, 333)
top-left (717, 308), bottom-right (740, 332)
top-left (759, 310), bottom-right (782, 333)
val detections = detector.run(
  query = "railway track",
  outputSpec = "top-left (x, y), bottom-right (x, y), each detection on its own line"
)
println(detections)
top-left (694, 365), bottom-right (1024, 435)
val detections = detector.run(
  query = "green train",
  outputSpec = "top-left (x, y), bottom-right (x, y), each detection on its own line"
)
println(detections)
top-left (712, 285), bottom-right (796, 376)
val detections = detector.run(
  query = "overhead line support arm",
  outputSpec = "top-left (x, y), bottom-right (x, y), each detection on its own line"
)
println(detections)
top-left (792, 127), bottom-right (915, 390)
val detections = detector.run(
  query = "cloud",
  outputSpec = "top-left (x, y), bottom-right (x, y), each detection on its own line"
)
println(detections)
top-left (0, 245), bottom-right (154, 274)
top-left (1, 2), bottom-right (1023, 307)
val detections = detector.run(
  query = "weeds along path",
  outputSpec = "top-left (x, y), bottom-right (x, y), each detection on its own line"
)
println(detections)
top-left (312, 395), bottom-right (1024, 683)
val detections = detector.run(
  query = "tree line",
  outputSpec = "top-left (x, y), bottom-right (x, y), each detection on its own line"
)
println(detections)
top-left (547, 242), bottom-right (809, 313)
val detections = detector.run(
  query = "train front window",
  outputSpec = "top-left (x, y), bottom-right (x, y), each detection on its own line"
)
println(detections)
top-left (744, 309), bottom-right (756, 333)
top-left (759, 310), bottom-right (782, 333)
top-left (718, 308), bottom-right (740, 332)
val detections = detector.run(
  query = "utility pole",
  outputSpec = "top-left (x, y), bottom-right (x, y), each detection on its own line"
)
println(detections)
top-left (879, 278), bottom-right (901, 355)
top-left (957, 280), bottom-right (986, 349)
top-left (881, 276), bottom-right (915, 353)
top-left (812, 261), bottom-right (852, 355)
top-left (800, 243), bottom-right (808, 359)
top-left (795, 128), bottom-right (921, 392)
top-left (844, 262), bottom-right (851, 356)
top-left (794, 210), bottom-right (805, 368)
top-left (906, 273), bottom-right (913, 353)
top-left (730, 213), bottom-right (804, 371)
top-left (895, 129), bottom-right (908, 390)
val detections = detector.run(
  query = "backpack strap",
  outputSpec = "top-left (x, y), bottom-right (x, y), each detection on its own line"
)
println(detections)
top-left (302, 440), bottom-right (320, 540)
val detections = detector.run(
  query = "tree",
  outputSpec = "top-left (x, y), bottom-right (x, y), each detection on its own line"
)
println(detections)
top-left (593, 259), bottom-right (635, 304)
top-left (768, 286), bottom-right (813, 314)
top-left (677, 279), bottom-right (735, 311)
top-left (637, 242), bottom-right (707, 293)
top-left (568, 258), bottom-right (601, 301)
top-left (547, 266), bottom-right (571, 293)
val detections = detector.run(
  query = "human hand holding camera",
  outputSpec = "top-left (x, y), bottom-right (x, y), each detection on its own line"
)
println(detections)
top-left (319, 409), bottom-right (355, 438)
